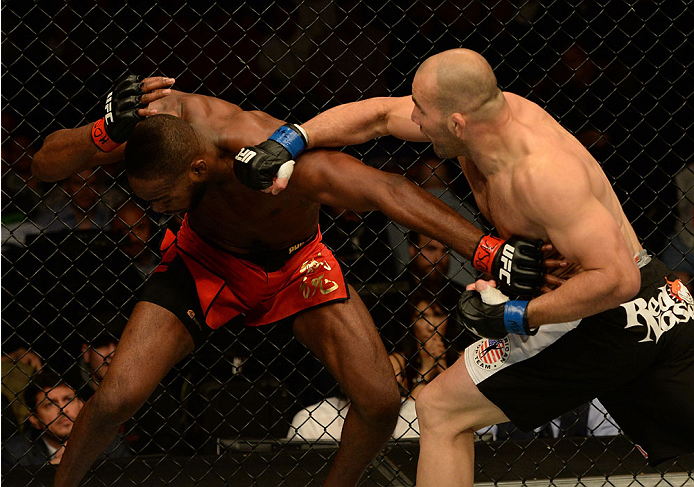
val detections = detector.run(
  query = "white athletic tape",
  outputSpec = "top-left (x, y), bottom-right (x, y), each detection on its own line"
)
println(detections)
top-left (277, 160), bottom-right (295, 180)
top-left (480, 285), bottom-right (509, 305)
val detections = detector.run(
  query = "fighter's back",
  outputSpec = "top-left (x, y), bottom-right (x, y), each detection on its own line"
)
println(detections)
top-left (148, 91), bottom-right (322, 253)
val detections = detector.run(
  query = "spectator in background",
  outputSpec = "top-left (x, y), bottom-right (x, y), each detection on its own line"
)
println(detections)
top-left (66, 311), bottom-right (125, 403)
top-left (386, 154), bottom-right (482, 289)
top-left (406, 231), bottom-right (457, 296)
top-left (38, 168), bottom-right (112, 233)
top-left (1, 347), bottom-right (43, 438)
top-left (1, 370), bottom-right (130, 468)
top-left (388, 290), bottom-right (471, 439)
top-left (3, 167), bottom-right (112, 247)
top-left (660, 162), bottom-right (694, 292)
top-left (390, 290), bottom-right (468, 401)
top-left (111, 200), bottom-right (159, 277)
top-left (288, 288), bottom-right (473, 442)
top-left (375, 232), bottom-right (473, 354)
top-left (63, 308), bottom-right (181, 455)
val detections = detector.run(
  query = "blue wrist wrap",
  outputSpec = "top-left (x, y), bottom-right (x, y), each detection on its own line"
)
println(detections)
top-left (503, 300), bottom-right (529, 335)
top-left (268, 125), bottom-right (306, 159)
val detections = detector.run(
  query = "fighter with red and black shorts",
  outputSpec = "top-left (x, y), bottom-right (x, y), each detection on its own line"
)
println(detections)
top-left (140, 217), bottom-right (349, 347)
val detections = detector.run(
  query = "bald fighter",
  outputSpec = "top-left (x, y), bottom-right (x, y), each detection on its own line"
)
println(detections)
top-left (33, 74), bottom-right (549, 487)
top-left (239, 48), bottom-right (694, 485)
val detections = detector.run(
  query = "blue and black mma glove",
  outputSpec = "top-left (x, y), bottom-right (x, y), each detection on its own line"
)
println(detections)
top-left (234, 124), bottom-right (308, 190)
top-left (472, 235), bottom-right (544, 298)
top-left (457, 290), bottom-right (536, 340)
top-left (91, 75), bottom-right (144, 152)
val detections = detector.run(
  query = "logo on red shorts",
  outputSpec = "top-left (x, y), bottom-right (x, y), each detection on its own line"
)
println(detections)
top-left (299, 252), bottom-right (339, 299)
top-left (473, 337), bottom-right (510, 370)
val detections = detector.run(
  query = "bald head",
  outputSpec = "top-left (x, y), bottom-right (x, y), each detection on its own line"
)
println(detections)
top-left (416, 49), bottom-right (502, 119)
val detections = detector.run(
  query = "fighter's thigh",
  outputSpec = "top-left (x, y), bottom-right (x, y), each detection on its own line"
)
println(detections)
top-left (416, 356), bottom-right (509, 433)
top-left (292, 286), bottom-right (397, 400)
top-left (100, 301), bottom-right (195, 406)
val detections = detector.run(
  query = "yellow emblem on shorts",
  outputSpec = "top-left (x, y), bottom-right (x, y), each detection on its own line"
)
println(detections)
top-left (300, 252), bottom-right (332, 274)
top-left (299, 253), bottom-right (339, 298)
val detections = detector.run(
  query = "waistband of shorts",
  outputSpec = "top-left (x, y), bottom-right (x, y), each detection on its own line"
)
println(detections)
top-left (176, 215), bottom-right (320, 272)
top-left (224, 229), bottom-right (319, 263)
top-left (634, 249), bottom-right (651, 269)
top-left (636, 253), bottom-right (672, 289)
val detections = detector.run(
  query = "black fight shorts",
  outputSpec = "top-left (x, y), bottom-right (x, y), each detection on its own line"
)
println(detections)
top-left (464, 257), bottom-right (694, 466)
top-left (137, 253), bottom-right (211, 348)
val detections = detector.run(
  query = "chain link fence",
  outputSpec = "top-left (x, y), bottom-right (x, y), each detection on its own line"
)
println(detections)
top-left (2, 0), bottom-right (693, 485)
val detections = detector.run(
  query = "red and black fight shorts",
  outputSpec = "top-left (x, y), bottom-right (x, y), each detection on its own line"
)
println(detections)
top-left (138, 216), bottom-right (349, 348)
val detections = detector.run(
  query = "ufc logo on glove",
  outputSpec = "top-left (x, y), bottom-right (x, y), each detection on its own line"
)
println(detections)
top-left (235, 148), bottom-right (257, 164)
top-left (499, 245), bottom-right (515, 285)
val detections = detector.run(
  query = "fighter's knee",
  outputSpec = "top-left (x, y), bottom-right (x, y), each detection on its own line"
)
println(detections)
top-left (90, 385), bottom-right (142, 426)
top-left (352, 385), bottom-right (401, 428)
top-left (415, 381), bottom-right (442, 428)
top-left (415, 380), bottom-right (465, 437)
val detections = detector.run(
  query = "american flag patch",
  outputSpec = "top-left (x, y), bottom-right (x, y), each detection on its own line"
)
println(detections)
top-left (473, 337), bottom-right (510, 371)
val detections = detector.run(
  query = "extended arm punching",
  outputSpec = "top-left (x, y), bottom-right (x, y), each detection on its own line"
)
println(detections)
top-left (288, 150), bottom-right (545, 297)
top-left (236, 98), bottom-right (550, 297)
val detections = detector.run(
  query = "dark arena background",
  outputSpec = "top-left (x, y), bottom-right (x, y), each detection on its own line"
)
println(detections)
top-left (2, 1), bottom-right (693, 486)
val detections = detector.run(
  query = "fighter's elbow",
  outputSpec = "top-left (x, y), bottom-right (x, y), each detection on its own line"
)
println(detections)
top-left (30, 151), bottom-right (53, 182)
top-left (612, 263), bottom-right (641, 304)
top-left (31, 134), bottom-right (64, 182)
top-left (372, 97), bottom-right (400, 138)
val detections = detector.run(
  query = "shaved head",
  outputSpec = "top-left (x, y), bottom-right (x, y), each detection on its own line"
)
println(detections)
top-left (416, 49), bottom-right (502, 119)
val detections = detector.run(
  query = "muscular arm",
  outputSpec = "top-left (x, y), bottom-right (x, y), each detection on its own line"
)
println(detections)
top-left (301, 96), bottom-right (428, 148)
top-left (289, 149), bottom-right (483, 260)
top-left (517, 159), bottom-right (641, 326)
top-left (32, 125), bottom-right (127, 182)
top-left (31, 77), bottom-right (175, 182)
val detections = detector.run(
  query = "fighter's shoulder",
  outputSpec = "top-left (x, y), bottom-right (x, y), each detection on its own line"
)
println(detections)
top-left (149, 90), bottom-right (243, 122)
top-left (512, 151), bottom-right (590, 217)
top-left (181, 92), bottom-right (244, 122)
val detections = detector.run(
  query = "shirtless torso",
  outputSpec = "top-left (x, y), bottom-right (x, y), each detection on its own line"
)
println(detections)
top-left (149, 91), bottom-right (320, 252)
top-left (463, 93), bottom-right (640, 255)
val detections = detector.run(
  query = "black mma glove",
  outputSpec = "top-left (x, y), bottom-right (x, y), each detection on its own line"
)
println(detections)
top-left (234, 124), bottom-right (308, 190)
top-left (472, 235), bottom-right (544, 297)
top-left (457, 291), bottom-right (535, 339)
top-left (91, 75), bottom-right (144, 152)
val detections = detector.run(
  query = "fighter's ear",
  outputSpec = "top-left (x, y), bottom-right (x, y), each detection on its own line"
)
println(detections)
top-left (190, 158), bottom-right (207, 179)
top-left (449, 113), bottom-right (466, 138)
